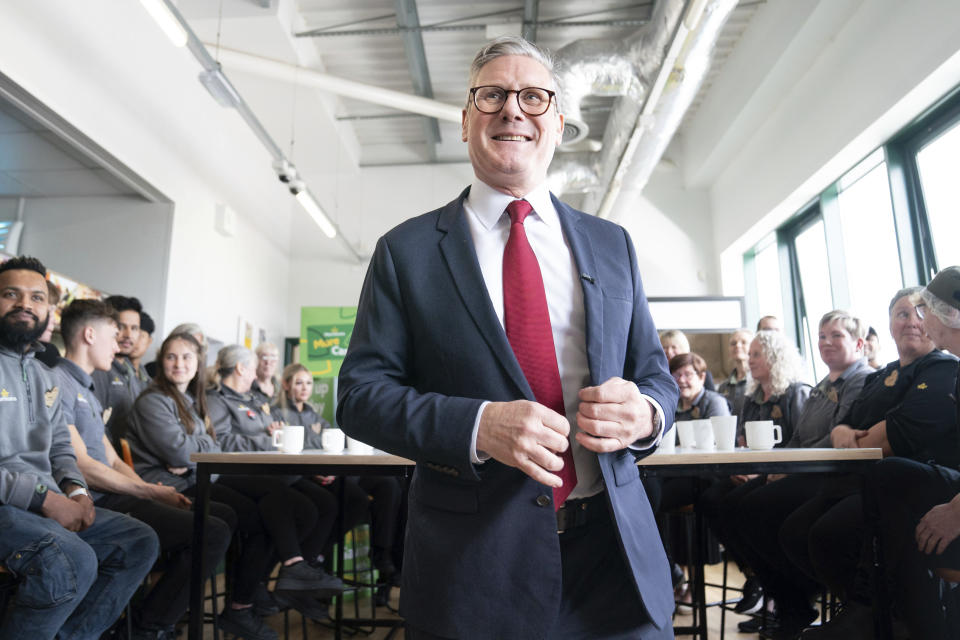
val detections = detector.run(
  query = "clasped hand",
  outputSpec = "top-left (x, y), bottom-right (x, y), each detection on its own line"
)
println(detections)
top-left (477, 377), bottom-right (655, 486)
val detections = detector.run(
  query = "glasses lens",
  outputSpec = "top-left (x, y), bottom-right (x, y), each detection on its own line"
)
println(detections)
top-left (518, 88), bottom-right (550, 115)
top-left (474, 87), bottom-right (506, 113)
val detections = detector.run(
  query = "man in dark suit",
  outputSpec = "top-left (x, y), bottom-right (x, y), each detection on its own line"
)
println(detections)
top-left (337, 36), bottom-right (678, 639)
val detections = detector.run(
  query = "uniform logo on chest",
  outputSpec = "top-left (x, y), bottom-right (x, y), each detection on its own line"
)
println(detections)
top-left (0, 388), bottom-right (17, 402)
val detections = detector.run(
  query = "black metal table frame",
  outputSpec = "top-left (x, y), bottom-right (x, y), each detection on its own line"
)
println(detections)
top-left (188, 458), bottom-right (413, 640)
top-left (639, 457), bottom-right (888, 640)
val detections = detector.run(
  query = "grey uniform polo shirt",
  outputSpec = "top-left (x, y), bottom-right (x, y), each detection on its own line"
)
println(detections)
top-left (55, 358), bottom-right (110, 501)
top-left (786, 358), bottom-right (873, 449)
top-left (92, 356), bottom-right (149, 445)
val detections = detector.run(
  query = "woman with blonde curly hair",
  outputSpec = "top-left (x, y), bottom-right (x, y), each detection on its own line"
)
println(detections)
top-left (739, 329), bottom-right (810, 446)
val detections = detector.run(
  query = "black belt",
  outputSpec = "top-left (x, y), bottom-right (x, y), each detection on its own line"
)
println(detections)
top-left (556, 492), bottom-right (608, 534)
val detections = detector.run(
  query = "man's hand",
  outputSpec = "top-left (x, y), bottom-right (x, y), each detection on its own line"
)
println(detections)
top-left (70, 493), bottom-right (96, 530)
top-left (916, 496), bottom-right (960, 555)
top-left (145, 483), bottom-right (192, 509)
top-left (830, 424), bottom-right (865, 448)
top-left (41, 491), bottom-right (90, 532)
top-left (476, 400), bottom-right (570, 487)
top-left (730, 474), bottom-right (759, 486)
top-left (576, 377), bottom-right (655, 453)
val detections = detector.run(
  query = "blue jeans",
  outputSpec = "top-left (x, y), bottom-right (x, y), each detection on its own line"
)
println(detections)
top-left (0, 505), bottom-right (160, 640)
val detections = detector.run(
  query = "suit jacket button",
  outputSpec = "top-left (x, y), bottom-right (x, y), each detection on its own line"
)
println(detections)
top-left (536, 495), bottom-right (551, 507)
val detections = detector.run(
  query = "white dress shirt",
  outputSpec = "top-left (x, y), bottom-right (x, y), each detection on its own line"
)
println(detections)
top-left (463, 179), bottom-right (662, 501)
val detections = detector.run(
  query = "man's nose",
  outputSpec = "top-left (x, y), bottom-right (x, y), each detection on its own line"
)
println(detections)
top-left (500, 93), bottom-right (524, 119)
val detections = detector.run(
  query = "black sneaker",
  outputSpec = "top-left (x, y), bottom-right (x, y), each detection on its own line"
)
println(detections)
top-left (251, 582), bottom-right (280, 617)
top-left (739, 612), bottom-right (778, 634)
top-left (275, 561), bottom-right (346, 596)
top-left (761, 606), bottom-right (818, 640)
top-left (799, 601), bottom-right (873, 639)
top-left (734, 577), bottom-right (764, 614)
top-left (273, 591), bottom-right (331, 622)
top-left (218, 607), bottom-right (279, 640)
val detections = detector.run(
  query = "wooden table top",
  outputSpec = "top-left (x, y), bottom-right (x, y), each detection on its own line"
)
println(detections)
top-left (190, 450), bottom-right (415, 466)
top-left (638, 447), bottom-right (882, 466)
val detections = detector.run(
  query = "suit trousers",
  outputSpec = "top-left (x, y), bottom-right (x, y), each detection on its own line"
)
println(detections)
top-left (405, 504), bottom-right (673, 639)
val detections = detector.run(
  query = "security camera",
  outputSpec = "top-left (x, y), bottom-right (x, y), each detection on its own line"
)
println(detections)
top-left (272, 159), bottom-right (298, 183)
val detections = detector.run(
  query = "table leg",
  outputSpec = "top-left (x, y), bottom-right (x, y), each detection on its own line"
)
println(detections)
top-left (189, 463), bottom-right (211, 640)
top-left (335, 477), bottom-right (345, 640)
top-left (693, 478), bottom-right (708, 640)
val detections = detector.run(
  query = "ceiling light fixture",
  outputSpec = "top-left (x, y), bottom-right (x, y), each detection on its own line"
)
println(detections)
top-left (295, 190), bottom-right (337, 239)
top-left (198, 68), bottom-right (241, 108)
top-left (139, 0), bottom-right (188, 47)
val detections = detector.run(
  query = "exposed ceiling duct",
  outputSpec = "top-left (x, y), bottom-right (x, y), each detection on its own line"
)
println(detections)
top-left (546, 0), bottom-right (739, 216)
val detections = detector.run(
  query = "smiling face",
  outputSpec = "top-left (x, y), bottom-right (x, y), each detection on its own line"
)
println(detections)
top-left (163, 337), bottom-right (199, 392)
top-left (818, 319), bottom-right (863, 373)
top-left (461, 55), bottom-right (564, 197)
top-left (0, 269), bottom-right (49, 350)
top-left (728, 330), bottom-right (751, 362)
top-left (672, 364), bottom-right (705, 405)
top-left (890, 296), bottom-right (934, 364)
top-left (285, 370), bottom-right (314, 404)
top-left (115, 309), bottom-right (140, 356)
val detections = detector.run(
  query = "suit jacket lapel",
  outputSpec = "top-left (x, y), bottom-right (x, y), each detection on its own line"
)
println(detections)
top-left (437, 188), bottom-right (533, 399)
top-left (554, 195), bottom-right (603, 385)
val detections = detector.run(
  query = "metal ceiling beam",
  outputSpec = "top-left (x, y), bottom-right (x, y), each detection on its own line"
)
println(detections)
top-left (394, 0), bottom-right (439, 162)
top-left (295, 19), bottom-right (648, 38)
top-left (522, 0), bottom-right (540, 42)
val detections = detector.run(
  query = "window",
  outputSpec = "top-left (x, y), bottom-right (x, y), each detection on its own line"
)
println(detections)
top-left (835, 155), bottom-right (903, 365)
top-left (754, 237), bottom-right (784, 324)
top-left (915, 120), bottom-right (960, 268)
top-left (793, 219), bottom-right (832, 382)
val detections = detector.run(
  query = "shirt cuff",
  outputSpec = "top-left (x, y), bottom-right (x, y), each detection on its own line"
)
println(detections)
top-left (628, 394), bottom-right (665, 451)
top-left (470, 401), bottom-right (492, 464)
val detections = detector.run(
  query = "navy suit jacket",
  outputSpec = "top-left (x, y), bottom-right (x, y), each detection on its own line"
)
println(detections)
top-left (337, 187), bottom-right (677, 638)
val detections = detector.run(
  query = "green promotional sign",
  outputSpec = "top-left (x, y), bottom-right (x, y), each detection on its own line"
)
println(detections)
top-left (300, 306), bottom-right (357, 426)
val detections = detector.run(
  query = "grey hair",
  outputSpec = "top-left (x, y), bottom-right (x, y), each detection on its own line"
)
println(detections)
top-left (819, 310), bottom-right (867, 340)
top-left (746, 329), bottom-right (802, 397)
top-left (255, 342), bottom-right (278, 357)
top-left (170, 322), bottom-right (207, 351)
top-left (918, 289), bottom-right (960, 329)
top-left (889, 287), bottom-right (923, 314)
top-left (467, 36), bottom-right (561, 106)
top-left (214, 344), bottom-right (256, 382)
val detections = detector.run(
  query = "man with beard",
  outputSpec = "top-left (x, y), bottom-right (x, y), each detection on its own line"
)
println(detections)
top-left (92, 294), bottom-right (149, 446)
top-left (130, 310), bottom-right (155, 381)
top-left (0, 255), bottom-right (159, 639)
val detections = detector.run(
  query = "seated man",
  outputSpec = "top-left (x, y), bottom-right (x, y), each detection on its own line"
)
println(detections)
top-left (0, 255), bottom-right (159, 639)
top-left (129, 310), bottom-right (154, 381)
top-left (55, 298), bottom-right (239, 639)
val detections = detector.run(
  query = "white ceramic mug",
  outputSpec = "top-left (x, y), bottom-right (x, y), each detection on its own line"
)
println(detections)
top-left (710, 415), bottom-right (738, 452)
top-left (272, 425), bottom-right (305, 454)
top-left (692, 419), bottom-right (715, 450)
top-left (656, 426), bottom-right (677, 455)
top-left (745, 421), bottom-right (781, 450)
top-left (676, 421), bottom-right (696, 449)
top-left (321, 427), bottom-right (346, 453)
top-left (346, 436), bottom-right (374, 455)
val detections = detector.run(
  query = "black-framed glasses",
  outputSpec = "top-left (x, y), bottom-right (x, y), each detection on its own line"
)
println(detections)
top-left (915, 302), bottom-right (928, 319)
top-left (469, 86), bottom-right (556, 116)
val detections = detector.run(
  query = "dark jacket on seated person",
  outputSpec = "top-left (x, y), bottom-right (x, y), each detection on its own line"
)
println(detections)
top-left (738, 381), bottom-right (811, 447)
top-left (676, 387), bottom-right (730, 421)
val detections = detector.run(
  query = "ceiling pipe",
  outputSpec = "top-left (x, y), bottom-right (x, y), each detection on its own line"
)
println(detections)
top-left (594, 0), bottom-right (737, 219)
top-left (212, 47), bottom-right (463, 123)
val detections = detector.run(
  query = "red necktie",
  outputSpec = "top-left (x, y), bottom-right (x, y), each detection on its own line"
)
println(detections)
top-left (502, 199), bottom-right (577, 509)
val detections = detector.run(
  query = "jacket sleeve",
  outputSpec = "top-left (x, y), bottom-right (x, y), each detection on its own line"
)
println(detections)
top-left (337, 235), bottom-right (486, 480)
top-left (131, 392), bottom-right (219, 468)
top-left (207, 392), bottom-right (273, 452)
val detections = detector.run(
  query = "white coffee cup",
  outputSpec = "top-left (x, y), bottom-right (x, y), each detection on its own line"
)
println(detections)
top-left (346, 436), bottom-right (374, 455)
top-left (692, 419), bottom-right (715, 450)
top-left (655, 426), bottom-right (677, 454)
top-left (676, 421), bottom-right (696, 449)
top-left (745, 421), bottom-right (782, 450)
top-left (272, 425), bottom-right (305, 454)
top-left (710, 415), bottom-right (738, 452)
top-left (321, 427), bottom-right (346, 453)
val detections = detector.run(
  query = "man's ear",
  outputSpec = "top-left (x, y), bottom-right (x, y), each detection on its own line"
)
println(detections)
top-left (83, 324), bottom-right (97, 346)
top-left (461, 109), bottom-right (468, 142)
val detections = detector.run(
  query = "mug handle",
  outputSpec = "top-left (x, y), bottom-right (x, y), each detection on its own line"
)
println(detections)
top-left (272, 430), bottom-right (283, 447)
top-left (772, 425), bottom-right (782, 444)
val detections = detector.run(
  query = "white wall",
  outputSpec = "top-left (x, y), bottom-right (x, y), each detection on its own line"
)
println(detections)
top-left (12, 196), bottom-right (171, 332)
top-left (0, 2), bottom-right (302, 347)
top-left (680, 0), bottom-right (960, 294)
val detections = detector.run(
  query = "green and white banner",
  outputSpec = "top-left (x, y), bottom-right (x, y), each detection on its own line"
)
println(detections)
top-left (299, 306), bottom-right (357, 426)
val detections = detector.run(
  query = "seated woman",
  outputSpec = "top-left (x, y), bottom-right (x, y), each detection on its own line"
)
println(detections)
top-left (272, 364), bottom-right (404, 579)
top-left (717, 328), bottom-right (753, 413)
top-left (251, 342), bottom-right (280, 405)
top-left (207, 346), bottom-right (346, 605)
top-left (672, 352), bottom-right (730, 421)
top-left (779, 288), bottom-right (959, 638)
